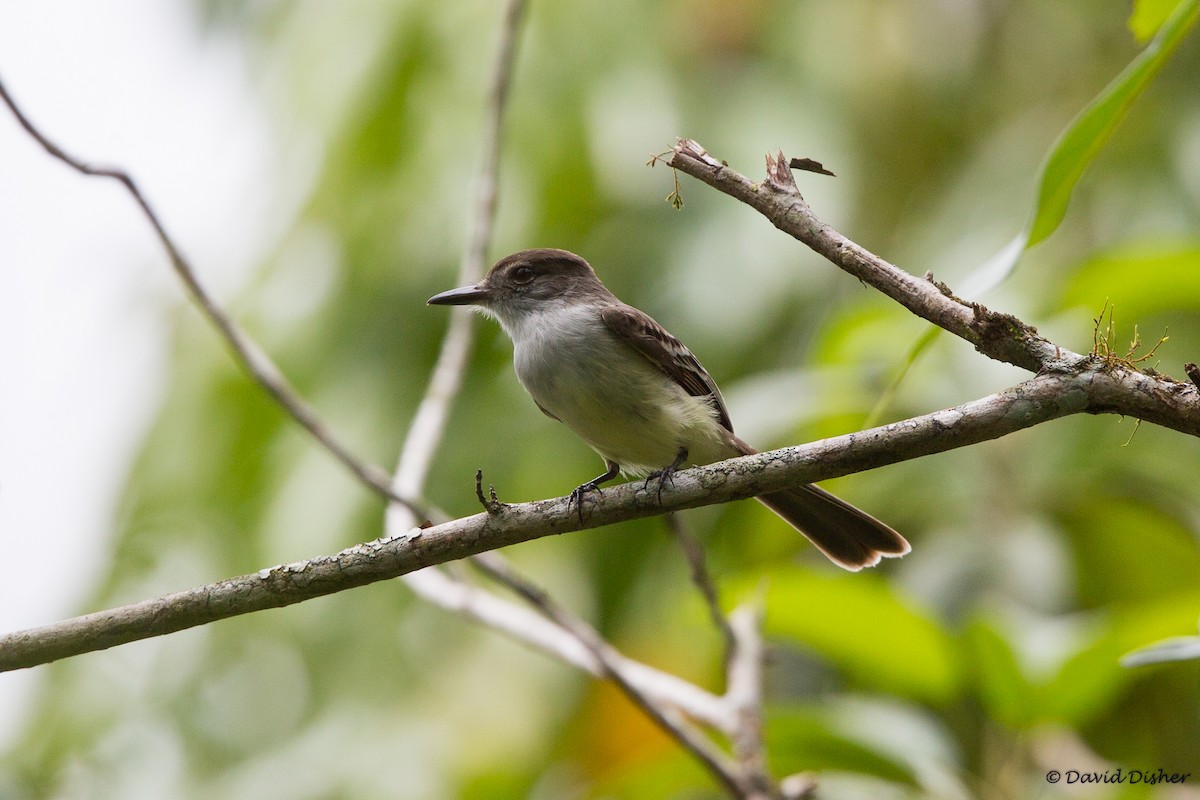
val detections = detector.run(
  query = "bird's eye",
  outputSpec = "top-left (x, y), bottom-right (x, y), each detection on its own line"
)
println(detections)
top-left (512, 265), bottom-right (535, 284)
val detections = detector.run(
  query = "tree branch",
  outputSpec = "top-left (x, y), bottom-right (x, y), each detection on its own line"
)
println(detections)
top-left (666, 513), bottom-right (736, 663)
top-left (0, 369), bottom-right (1120, 672)
top-left (467, 553), bottom-right (751, 796)
top-left (0, 76), bottom-right (420, 512)
top-left (403, 564), bottom-right (734, 729)
top-left (667, 140), bottom-right (1200, 434)
top-left (389, 0), bottom-right (527, 511)
top-left (726, 601), bottom-right (775, 798)
top-left (666, 140), bottom-right (1065, 374)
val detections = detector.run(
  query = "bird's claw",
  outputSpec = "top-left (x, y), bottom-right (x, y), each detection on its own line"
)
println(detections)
top-left (568, 481), bottom-right (603, 525)
top-left (643, 448), bottom-right (687, 506)
top-left (643, 465), bottom-right (678, 506)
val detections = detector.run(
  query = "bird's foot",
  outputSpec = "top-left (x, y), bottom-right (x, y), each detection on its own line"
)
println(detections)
top-left (568, 481), bottom-right (604, 525)
top-left (644, 448), bottom-right (688, 506)
top-left (568, 461), bottom-right (621, 525)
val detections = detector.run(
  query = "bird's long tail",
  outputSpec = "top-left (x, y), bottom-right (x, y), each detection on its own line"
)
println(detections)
top-left (756, 484), bottom-right (909, 570)
top-left (732, 437), bottom-right (909, 570)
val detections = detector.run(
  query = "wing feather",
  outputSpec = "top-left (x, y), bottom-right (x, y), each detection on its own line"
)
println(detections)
top-left (600, 304), bottom-right (734, 433)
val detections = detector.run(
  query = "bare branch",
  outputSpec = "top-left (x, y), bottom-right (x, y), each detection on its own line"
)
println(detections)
top-left (390, 0), bottom-right (528, 510)
top-left (665, 513), bottom-right (735, 660)
top-left (0, 76), bottom-right (419, 512)
top-left (403, 565), bottom-right (733, 729)
top-left (0, 370), bottom-right (1115, 672)
top-left (668, 140), bottom-right (1063, 374)
top-left (386, 4), bottom-right (531, 721)
top-left (667, 140), bottom-right (1200, 438)
top-left (727, 602), bottom-right (772, 794)
top-left (468, 553), bottom-right (751, 797)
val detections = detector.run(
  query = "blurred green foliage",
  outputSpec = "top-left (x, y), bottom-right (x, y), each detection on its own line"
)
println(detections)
top-left (4, 0), bottom-right (1200, 798)
top-left (1025, 0), bottom-right (1197, 249)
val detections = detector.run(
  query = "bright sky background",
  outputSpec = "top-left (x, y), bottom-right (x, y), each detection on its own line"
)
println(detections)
top-left (0, 1), bottom-right (276, 743)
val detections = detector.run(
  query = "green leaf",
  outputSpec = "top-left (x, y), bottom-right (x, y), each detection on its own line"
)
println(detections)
top-left (1122, 634), bottom-right (1200, 666)
top-left (1047, 591), bottom-right (1200, 721)
top-left (1063, 499), bottom-right (1200, 608)
top-left (1026, 0), bottom-right (1199, 249)
top-left (766, 707), bottom-right (917, 784)
top-left (1039, 628), bottom-right (1131, 727)
top-left (1130, 0), bottom-right (1188, 42)
top-left (959, 595), bottom-right (1200, 730)
top-left (962, 619), bottom-right (1039, 729)
top-left (880, 3), bottom-right (1198, 418)
top-left (962, 0), bottom-right (1200, 297)
top-left (1113, 594), bottom-right (1200, 662)
top-left (759, 570), bottom-right (960, 704)
top-left (1055, 239), bottom-right (1200, 318)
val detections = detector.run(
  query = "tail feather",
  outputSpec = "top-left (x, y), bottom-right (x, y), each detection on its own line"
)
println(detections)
top-left (730, 435), bottom-right (909, 571)
top-left (757, 485), bottom-right (909, 571)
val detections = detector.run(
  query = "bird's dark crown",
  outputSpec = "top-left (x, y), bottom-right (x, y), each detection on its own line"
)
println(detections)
top-left (488, 248), bottom-right (594, 281)
top-left (482, 248), bottom-right (612, 303)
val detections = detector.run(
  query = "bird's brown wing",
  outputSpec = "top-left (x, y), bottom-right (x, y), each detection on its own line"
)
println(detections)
top-left (600, 304), bottom-right (733, 433)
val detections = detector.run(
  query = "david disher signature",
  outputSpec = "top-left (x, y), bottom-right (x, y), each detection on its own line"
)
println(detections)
top-left (1045, 768), bottom-right (1191, 785)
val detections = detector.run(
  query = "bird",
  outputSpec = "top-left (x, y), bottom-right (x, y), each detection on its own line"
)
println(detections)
top-left (428, 248), bottom-right (909, 570)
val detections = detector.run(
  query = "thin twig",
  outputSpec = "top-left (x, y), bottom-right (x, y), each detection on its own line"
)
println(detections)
top-left (726, 601), bottom-right (774, 796)
top-left (668, 140), bottom-right (1063, 374)
top-left (389, 0), bottom-right (528, 520)
top-left (404, 565), bottom-right (733, 729)
top-left (469, 553), bottom-right (752, 797)
top-left (0, 76), bottom-right (420, 513)
top-left (664, 513), bottom-right (735, 661)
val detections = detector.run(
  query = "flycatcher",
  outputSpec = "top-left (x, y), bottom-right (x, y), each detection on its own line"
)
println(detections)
top-left (428, 248), bottom-right (909, 570)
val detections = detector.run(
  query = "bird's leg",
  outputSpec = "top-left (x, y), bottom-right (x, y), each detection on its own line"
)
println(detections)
top-left (569, 460), bottom-right (621, 524)
top-left (644, 447), bottom-right (688, 505)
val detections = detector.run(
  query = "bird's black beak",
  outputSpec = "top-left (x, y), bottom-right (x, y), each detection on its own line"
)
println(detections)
top-left (427, 284), bottom-right (489, 306)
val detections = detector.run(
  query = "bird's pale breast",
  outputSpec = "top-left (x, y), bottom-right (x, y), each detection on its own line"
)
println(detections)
top-left (507, 304), bottom-right (731, 475)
